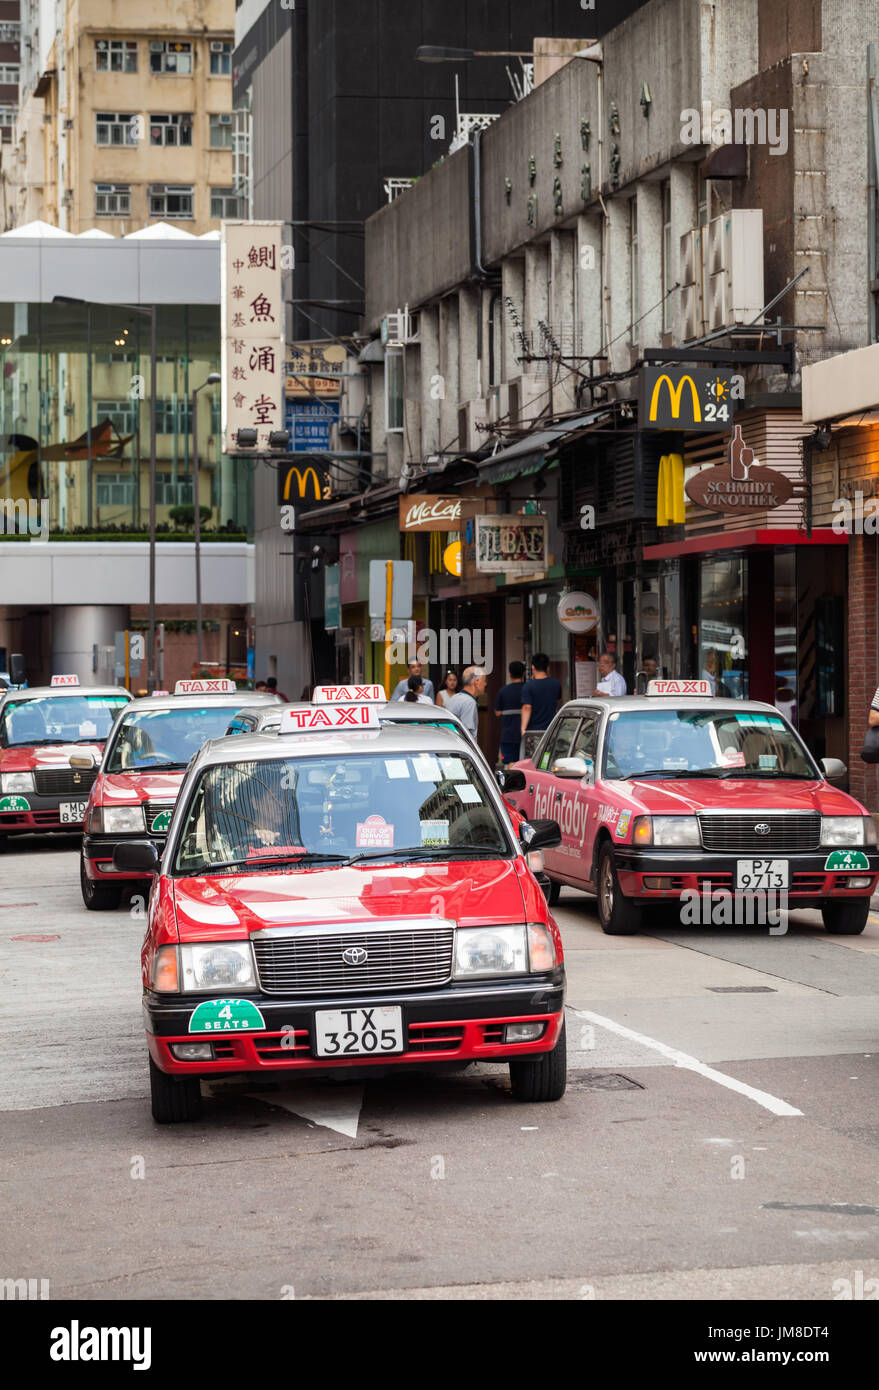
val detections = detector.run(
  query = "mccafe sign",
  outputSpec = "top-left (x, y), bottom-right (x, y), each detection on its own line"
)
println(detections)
top-left (398, 495), bottom-right (462, 532)
top-left (685, 426), bottom-right (794, 512)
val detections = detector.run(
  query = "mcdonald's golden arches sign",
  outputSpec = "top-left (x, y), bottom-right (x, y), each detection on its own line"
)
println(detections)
top-left (639, 367), bottom-right (736, 431)
top-left (277, 460), bottom-right (332, 508)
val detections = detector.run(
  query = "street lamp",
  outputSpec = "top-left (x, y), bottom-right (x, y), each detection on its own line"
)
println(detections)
top-left (54, 295), bottom-right (158, 689)
top-left (191, 372), bottom-right (221, 671)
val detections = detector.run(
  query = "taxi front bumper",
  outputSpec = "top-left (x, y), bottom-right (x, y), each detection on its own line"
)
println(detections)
top-left (144, 975), bottom-right (566, 1076)
top-left (613, 848), bottom-right (879, 905)
top-left (0, 791), bottom-right (90, 834)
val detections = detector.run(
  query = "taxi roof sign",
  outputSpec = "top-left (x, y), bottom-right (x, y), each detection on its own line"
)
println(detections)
top-left (151, 690), bottom-right (170, 697)
top-left (50, 674), bottom-right (79, 687)
top-left (279, 703), bottom-right (380, 733)
top-left (174, 679), bottom-right (237, 696)
top-left (646, 679), bottom-right (713, 697)
top-left (312, 684), bottom-right (386, 704)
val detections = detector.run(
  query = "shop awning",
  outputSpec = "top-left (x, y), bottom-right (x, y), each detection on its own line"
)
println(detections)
top-left (477, 408), bottom-right (612, 485)
top-left (643, 527), bottom-right (848, 559)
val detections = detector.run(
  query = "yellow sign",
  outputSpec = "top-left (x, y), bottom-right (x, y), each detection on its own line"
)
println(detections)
top-left (649, 374), bottom-right (701, 424)
top-left (657, 453), bottom-right (685, 525)
top-left (285, 342), bottom-right (346, 398)
top-left (279, 463), bottom-right (330, 503)
top-left (443, 540), bottom-right (462, 577)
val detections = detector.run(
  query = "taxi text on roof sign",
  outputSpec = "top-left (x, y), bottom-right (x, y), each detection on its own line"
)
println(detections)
top-left (50, 674), bottom-right (79, 687)
top-left (311, 684), bottom-right (387, 704)
top-left (174, 679), bottom-right (237, 696)
top-left (279, 703), bottom-right (381, 732)
top-left (646, 679), bottom-right (714, 697)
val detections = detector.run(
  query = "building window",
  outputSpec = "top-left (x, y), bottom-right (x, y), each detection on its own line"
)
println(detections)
top-left (209, 41), bottom-right (232, 75)
top-left (0, 65), bottom-right (20, 85)
top-left (94, 400), bottom-right (139, 433)
top-left (148, 184), bottom-right (194, 219)
top-left (95, 39), bottom-right (138, 73)
top-left (210, 186), bottom-right (240, 219)
top-left (662, 181), bottom-right (672, 334)
top-left (96, 112), bottom-right (138, 147)
top-left (0, 21), bottom-right (21, 42)
top-left (149, 113), bottom-right (193, 147)
top-left (149, 40), bottom-right (192, 75)
top-left (209, 114), bottom-right (233, 148)
top-left (630, 198), bottom-right (639, 340)
top-left (385, 346), bottom-right (404, 433)
top-left (155, 472), bottom-right (193, 505)
top-left (0, 105), bottom-right (16, 145)
top-left (95, 183), bottom-right (131, 217)
top-left (155, 399), bottom-right (221, 434)
top-left (96, 472), bottom-right (136, 507)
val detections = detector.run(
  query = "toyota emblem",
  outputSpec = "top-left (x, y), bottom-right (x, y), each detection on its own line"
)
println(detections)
top-left (754, 823), bottom-right (771, 835)
top-left (341, 946), bottom-right (368, 966)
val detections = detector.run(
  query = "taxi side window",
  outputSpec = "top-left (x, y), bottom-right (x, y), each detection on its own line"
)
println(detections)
top-left (571, 715), bottom-right (599, 762)
top-left (545, 716), bottom-right (582, 769)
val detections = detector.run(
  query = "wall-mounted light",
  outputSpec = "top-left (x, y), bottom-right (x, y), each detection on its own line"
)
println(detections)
top-left (235, 427), bottom-right (258, 448)
top-left (268, 429), bottom-right (290, 450)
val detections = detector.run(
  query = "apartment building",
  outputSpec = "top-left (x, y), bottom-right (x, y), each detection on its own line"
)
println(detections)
top-left (7, 0), bottom-right (238, 235)
top-left (0, 0), bottom-right (19, 146)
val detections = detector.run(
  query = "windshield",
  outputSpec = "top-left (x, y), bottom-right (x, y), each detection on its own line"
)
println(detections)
top-left (0, 695), bottom-right (129, 748)
top-left (603, 709), bottom-right (818, 780)
top-left (105, 706), bottom-right (248, 772)
top-left (173, 751), bottom-right (512, 874)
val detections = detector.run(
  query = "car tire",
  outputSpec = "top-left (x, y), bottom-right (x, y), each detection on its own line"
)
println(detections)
top-left (596, 841), bottom-right (641, 935)
top-left (509, 1018), bottom-right (567, 1102)
top-left (149, 1057), bottom-right (203, 1124)
top-left (821, 899), bottom-right (869, 935)
top-left (80, 850), bottom-right (123, 911)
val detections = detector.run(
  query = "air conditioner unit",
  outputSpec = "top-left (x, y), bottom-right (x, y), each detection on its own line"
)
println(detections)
top-left (210, 41), bottom-right (226, 53)
top-left (381, 305), bottom-right (417, 346)
top-left (680, 284), bottom-right (705, 341)
top-left (458, 398), bottom-right (489, 451)
top-left (148, 183), bottom-right (166, 195)
top-left (706, 272), bottom-right (729, 332)
top-left (679, 228), bottom-right (701, 287)
top-left (717, 209), bottom-right (765, 323)
top-left (218, 113), bottom-right (232, 125)
top-left (150, 41), bottom-right (165, 51)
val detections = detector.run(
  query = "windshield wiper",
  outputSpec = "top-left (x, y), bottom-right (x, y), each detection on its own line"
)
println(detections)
top-left (197, 851), bottom-right (350, 872)
top-left (346, 846), bottom-right (505, 864)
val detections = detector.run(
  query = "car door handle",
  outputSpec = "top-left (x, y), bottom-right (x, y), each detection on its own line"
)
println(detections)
top-left (528, 784), bottom-right (534, 793)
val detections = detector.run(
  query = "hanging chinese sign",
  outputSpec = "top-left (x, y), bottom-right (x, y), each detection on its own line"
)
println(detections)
top-left (474, 515), bottom-right (547, 574)
top-left (286, 342), bottom-right (347, 397)
top-left (221, 220), bottom-right (285, 453)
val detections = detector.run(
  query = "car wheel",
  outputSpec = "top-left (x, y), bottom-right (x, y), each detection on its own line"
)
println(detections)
top-left (509, 1018), bottom-right (567, 1102)
top-left (596, 841), bottom-right (641, 935)
top-left (545, 877), bottom-right (561, 907)
top-left (149, 1057), bottom-right (203, 1124)
top-left (79, 850), bottom-right (123, 911)
top-left (821, 899), bottom-right (869, 935)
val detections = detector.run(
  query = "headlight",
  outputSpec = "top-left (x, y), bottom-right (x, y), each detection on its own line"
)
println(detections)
top-left (454, 925), bottom-right (528, 978)
top-left (179, 942), bottom-right (257, 992)
top-left (820, 817), bottom-right (866, 847)
top-left (102, 804), bottom-right (146, 834)
top-left (633, 816), bottom-right (701, 847)
top-left (1, 772), bottom-right (34, 793)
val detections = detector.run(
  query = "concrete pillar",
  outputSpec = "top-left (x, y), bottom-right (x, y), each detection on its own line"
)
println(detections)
top-left (636, 181), bottom-right (663, 349)
top-left (607, 196), bottom-right (631, 375)
top-left (52, 605), bottom-right (129, 687)
top-left (550, 230), bottom-right (576, 413)
top-left (501, 257), bottom-right (525, 382)
top-left (576, 211), bottom-right (603, 360)
top-left (419, 306), bottom-right (441, 456)
top-left (524, 243), bottom-right (549, 350)
top-left (670, 164), bottom-right (698, 341)
top-left (438, 297), bottom-right (459, 449)
top-left (458, 286), bottom-right (480, 406)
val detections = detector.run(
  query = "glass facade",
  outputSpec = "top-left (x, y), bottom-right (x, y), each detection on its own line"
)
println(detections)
top-left (0, 301), bottom-right (251, 535)
top-left (699, 554), bottom-right (748, 698)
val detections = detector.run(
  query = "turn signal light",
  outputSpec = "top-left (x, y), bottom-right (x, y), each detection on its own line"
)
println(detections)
top-left (152, 946), bottom-right (179, 992)
top-left (633, 816), bottom-right (652, 845)
top-left (528, 922), bottom-right (557, 970)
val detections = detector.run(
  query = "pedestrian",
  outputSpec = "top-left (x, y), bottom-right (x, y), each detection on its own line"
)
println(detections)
top-left (594, 651), bottom-right (627, 698)
top-left (390, 659), bottom-right (435, 702)
top-left (635, 656), bottom-right (659, 693)
top-left (445, 665), bottom-right (486, 739)
top-left (520, 653), bottom-right (562, 741)
top-left (265, 676), bottom-right (289, 701)
top-left (254, 680), bottom-right (267, 692)
top-left (403, 674), bottom-right (434, 705)
top-left (299, 684), bottom-right (312, 701)
top-left (495, 660), bottom-right (526, 762)
top-left (436, 670), bottom-right (459, 708)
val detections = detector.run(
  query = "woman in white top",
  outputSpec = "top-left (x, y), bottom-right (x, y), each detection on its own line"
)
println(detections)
top-left (436, 670), bottom-right (459, 708)
top-left (403, 675), bottom-right (435, 705)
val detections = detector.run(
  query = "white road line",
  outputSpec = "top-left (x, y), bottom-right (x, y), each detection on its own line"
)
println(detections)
top-left (574, 1009), bottom-right (803, 1117)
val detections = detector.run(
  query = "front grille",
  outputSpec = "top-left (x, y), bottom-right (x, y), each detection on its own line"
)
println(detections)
top-left (33, 768), bottom-right (97, 796)
top-left (253, 924), bottom-right (455, 995)
top-left (407, 1023), bottom-right (465, 1053)
top-left (143, 801), bottom-right (176, 835)
top-left (698, 813), bottom-right (820, 853)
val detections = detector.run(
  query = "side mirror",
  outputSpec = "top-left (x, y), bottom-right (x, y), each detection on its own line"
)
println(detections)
top-left (69, 752), bottom-right (96, 770)
top-left (821, 757), bottom-right (847, 781)
top-left (497, 768), bottom-right (526, 792)
top-left (113, 841), bottom-right (160, 874)
top-left (551, 756), bottom-right (590, 779)
top-left (519, 818), bottom-right (562, 851)
top-left (9, 653), bottom-right (26, 685)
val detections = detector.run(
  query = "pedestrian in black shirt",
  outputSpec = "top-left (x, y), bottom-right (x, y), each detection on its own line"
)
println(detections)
top-left (495, 661), bottom-right (526, 762)
top-left (520, 653), bottom-right (562, 740)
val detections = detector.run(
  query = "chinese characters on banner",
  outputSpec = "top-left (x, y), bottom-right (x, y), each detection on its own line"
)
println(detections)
top-left (286, 343), bottom-right (345, 397)
top-left (221, 220), bottom-right (285, 452)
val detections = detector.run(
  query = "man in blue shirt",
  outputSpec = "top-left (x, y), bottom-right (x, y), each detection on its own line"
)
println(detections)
top-left (495, 660), bottom-right (526, 762)
top-left (520, 653), bottom-right (562, 740)
top-left (390, 659), bottom-right (435, 702)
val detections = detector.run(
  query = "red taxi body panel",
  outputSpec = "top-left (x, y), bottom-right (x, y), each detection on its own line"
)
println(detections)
top-left (83, 770), bottom-right (187, 881)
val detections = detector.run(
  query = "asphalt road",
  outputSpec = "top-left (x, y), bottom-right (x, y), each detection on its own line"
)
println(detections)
top-left (1, 834), bottom-right (879, 1301)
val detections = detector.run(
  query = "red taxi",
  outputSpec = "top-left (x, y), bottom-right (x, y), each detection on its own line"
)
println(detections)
top-left (509, 680), bottom-right (879, 936)
top-left (79, 679), bottom-right (280, 910)
top-left (115, 687), bottom-right (566, 1122)
top-left (0, 677), bottom-right (130, 846)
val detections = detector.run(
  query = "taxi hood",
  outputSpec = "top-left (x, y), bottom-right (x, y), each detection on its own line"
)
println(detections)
top-left (97, 770), bottom-right (186, 802)
top-left (614, 777), bottom-right (865, 817)
top-left (0, 742), bottom-right (105, 772)
top-left (171, 859), bottom-right (529, 942)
